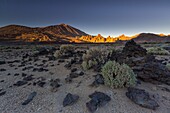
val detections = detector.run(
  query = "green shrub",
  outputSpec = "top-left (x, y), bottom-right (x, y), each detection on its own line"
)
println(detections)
top-left (166, 63), bottom-right (170, 71)
top-left (147, 47), bottom-right (170, 55)
top-left (54, 45), bottom-right (75, 58)
top-left (101, 61), bottom-right (136, 88)
top-left (82, 47), bottom-right (114, 70)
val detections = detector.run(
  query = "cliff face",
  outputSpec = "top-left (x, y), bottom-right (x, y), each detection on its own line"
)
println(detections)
top-left (79, 33), bottom-right (170, 43)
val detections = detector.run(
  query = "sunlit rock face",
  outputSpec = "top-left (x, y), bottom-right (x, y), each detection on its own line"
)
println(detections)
top-left (16, 33), bottom-right (52, 42)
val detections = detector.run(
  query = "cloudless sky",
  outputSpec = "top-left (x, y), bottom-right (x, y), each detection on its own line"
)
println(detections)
top-left (0, 0), bottom-right (170, 37)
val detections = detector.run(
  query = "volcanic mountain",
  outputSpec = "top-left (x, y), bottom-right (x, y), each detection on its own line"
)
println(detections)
top-left (0, 24), bottom-right (88, 42)
top-left (0, 24), bottom-right (170, 43)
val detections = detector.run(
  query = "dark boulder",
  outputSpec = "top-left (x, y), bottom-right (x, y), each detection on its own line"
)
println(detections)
top-left (14, 80), bottom-right (28, 86)
top-left (122, 40), bottom-right (147, 57)
top-left (0, 61), bottom-right (6, 65)
top-left (50, 79), bottom-right (61, 92)
top-left (63, 93), bottom-right (79, 107)
top-left (86, 91), bottom-right (111, 112)
top-left (23, 75), bottom-right (34, 81)
top-left (22, 92), bottom-right (37, 105)
top-left (126, 87), bottom-right (159, 110)
top-left (90, 74), bottom-right (104, 87)
top-left (0, 91), bottom-right (6, 96)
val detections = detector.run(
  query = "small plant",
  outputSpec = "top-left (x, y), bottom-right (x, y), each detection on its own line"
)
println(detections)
top-left (54, 45), bottom-right (75, 58)
top-left (147, 47), bottom-right (170, 55)
top-left (82, 47), bottom-right (114, 70)
top-left (101, 61), bottom-right (136, 88)
top-left (166, 63), bottom-right (170, 71)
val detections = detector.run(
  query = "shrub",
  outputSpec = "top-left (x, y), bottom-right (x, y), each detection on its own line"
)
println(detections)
top-left (166, 63), bottom-right (170, 71)
top-left (147, 47), bottom-right (170, 55)
top-left (54, 45), bottom-right (75, 58)
top-left (101, 61), bottom-right (136, 88)
top-left (82, 47), bottom-right (114, 70)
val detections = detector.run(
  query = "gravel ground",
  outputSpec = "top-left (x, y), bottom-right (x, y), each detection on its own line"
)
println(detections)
top-left (0, 46), bottom-right (170, 113)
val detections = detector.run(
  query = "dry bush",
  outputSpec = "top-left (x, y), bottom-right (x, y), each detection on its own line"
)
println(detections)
top-left (147, 47), bottom-right (170, 55)
top-left (54, 45), bottom-right (75, 58)
top-left (82, 47), bottom-right (114, 70)
top-left (101, 61), bottom-right (136, 88)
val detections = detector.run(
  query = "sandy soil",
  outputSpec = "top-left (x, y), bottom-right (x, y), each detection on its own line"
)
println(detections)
top-left (0, 45), bottom-right (170, 113)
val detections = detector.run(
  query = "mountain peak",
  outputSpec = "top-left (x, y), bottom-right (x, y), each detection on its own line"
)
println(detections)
top-left (59, 23), bottom-right (69, 26)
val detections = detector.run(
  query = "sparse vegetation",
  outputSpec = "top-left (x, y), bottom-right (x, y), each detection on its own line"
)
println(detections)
top-left (147, 47), bottom-right (170, 55)
top-left (82, 47), bottom-right (114, 70)
top-left (166, 63), bottom-right (170, 71)
top-left (54, 45), bottom-right (75, 58)
top-left (101, 61), bottom-right (136, 88)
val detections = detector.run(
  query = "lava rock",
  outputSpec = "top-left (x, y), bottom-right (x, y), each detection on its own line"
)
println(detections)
top-left (63, 93), bottom-right (79, 107)
top-left (0, 61), bottom-right (6, 65)
top-left (33, 68), bottom-right (48, 72)
top-left (23, 75), bottom-right (34, 81)
top-left (91, 74), bottom-right (104, 87)
top-left (0, 69), bottom-right (6, 71)
top-left (65, 76), bottom-right (72, 83)
top-left (33, 77), bottom-right (46, 87)
top-left (71, 68), bottom-right (77, 72)
top-left (22, 92), bottom-right (37, 105)
top-left (0, 91), bottom-right (6, 96)
top-left (86, 91), bottom-right (111, 112)
top-left (14, 73), bottom-right (19, 76)
top-left (14, 80), bottom-right (28, 86)
top-left (50, 79), bottom-right (61, 92)
top-left (58, 59), bottom-right (65, 63)
top-left (126, 87), bottom-right (159, 110)
top-left (122, 40), bottom-right (147, 57)
top-left (64, 62), bottom-right (72, 69)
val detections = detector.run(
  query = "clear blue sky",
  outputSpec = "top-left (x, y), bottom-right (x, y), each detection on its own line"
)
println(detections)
top-left (0, 0), bottom-right (170, 37)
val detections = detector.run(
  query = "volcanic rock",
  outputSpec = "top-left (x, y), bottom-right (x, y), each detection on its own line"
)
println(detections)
top-left (126, 87), bottom-right (159, 110)
top-left (122, 40), bottom-right (147, 57)
top-left (22, 92), bottom-right (37, 105)
top-left (63, 93), bottom-right (79, 107)
top-left (86, 91), bottom-right (111, 112)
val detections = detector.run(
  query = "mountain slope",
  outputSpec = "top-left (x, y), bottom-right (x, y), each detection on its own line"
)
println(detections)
top-left (0, 24), bottom-right (88, 42)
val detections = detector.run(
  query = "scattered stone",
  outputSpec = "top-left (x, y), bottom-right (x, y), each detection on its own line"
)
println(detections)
top-left (22, 92), bottom-right (37, 105)
top-left (14, 73), bottom-right (19, 76)
top-left (86, 91), bottom-right (111, 113)
top-left (71, 68), bottom-right (77, 72)
top-left (33, 68), bottom-right (48, 72)
top-left (0, 91), bottom-right (6, 96)
top-left (0, 61), bottom-right (6, 65)
top-left (0, 80), bottom-right (5, 82)
top-left (0, 69), bottom-right (6, 71)
top-left (75, 71), bottom-right (84, 76)
top-left (7, 60), bottom-right (20, 64)
top-left (58, 59), bottom-right (65, 63)
top-left (126, 87), bottom-right (159, 110)
top-left (48, 56), bottom-right (56, 61)
top-left (65, 76), bottom-right (72, 83)
top-left (64, 62), bottom-right (72, 69)
top-left (50, 79), bottom-right (61, 92)
top-left (91, 74), bottom-right (104, 87)
top-left (22, 73), bottom-right (27, 77)
top-left (14, 81), bottom-right (28, 86)
top-left (63, 93), bottom-right (79, 107)
top-left (33, 77), bottom-right (46, 87)
top-left (23, 75), bottom-right (34, 81)
top-left (69, 73), bottom-right (79, 78)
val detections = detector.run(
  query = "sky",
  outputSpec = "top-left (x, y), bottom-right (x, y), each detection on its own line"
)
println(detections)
top-left (0, 0), bottom-right (170, 37)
